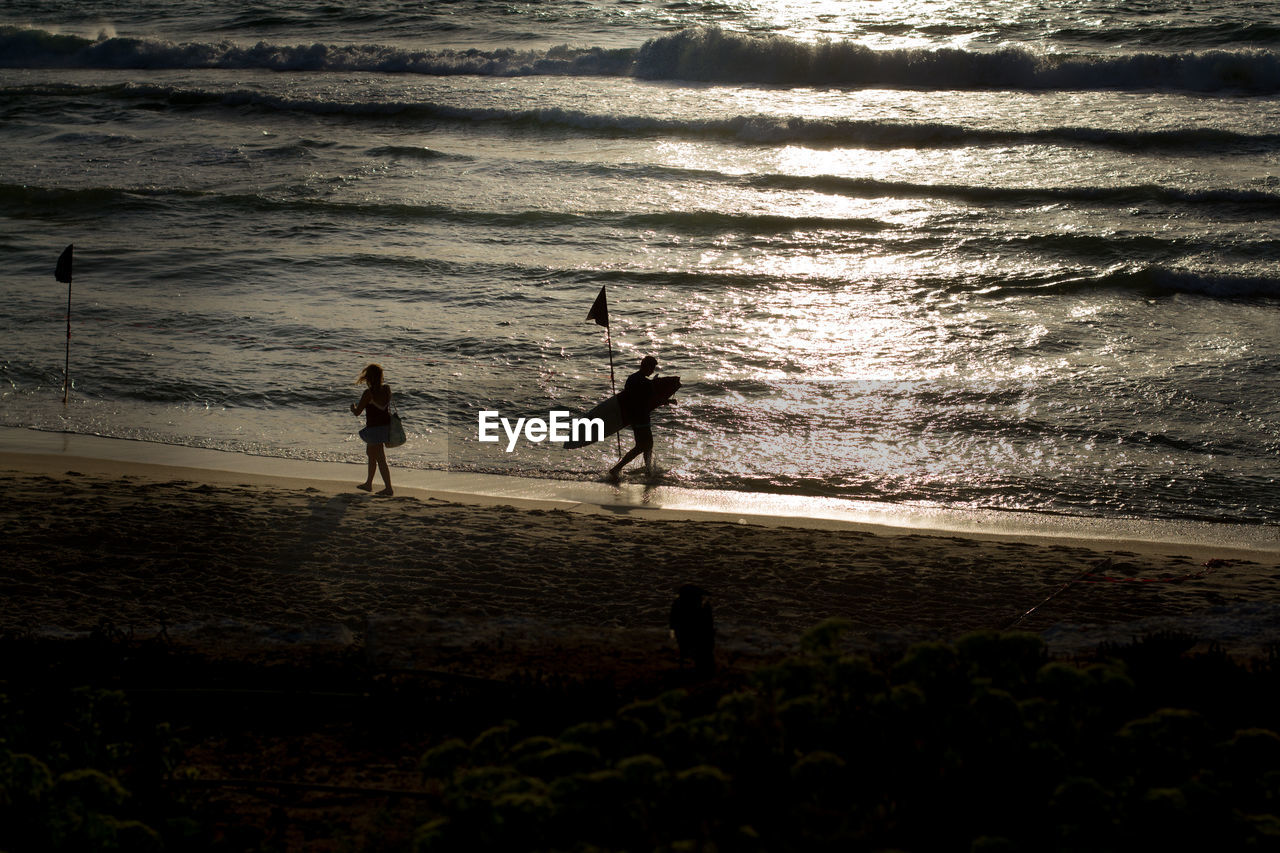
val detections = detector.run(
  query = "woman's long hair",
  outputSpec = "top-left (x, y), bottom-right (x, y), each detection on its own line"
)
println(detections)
top-left (357, 363), bottom-right (384, 387)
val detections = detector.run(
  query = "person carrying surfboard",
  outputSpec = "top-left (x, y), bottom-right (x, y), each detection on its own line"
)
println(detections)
top-left (608, 355), bottom-right (664, 480)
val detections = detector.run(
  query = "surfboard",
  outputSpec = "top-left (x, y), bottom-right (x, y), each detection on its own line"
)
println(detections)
top-left (563, 375), bottom-right (680, 449)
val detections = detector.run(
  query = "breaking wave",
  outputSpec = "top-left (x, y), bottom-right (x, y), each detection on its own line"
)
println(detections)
top-left (4, 25), bottom-right (1279, 93)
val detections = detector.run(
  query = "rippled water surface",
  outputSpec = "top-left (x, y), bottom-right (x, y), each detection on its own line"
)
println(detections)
top-left (2, 0), bottom-right (1278, 525)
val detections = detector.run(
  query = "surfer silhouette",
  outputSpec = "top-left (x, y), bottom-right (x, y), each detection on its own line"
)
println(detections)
top-left (608, 355), bottom-right (665, 479)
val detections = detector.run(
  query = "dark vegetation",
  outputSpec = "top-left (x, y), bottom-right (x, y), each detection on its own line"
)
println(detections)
top-left (3, 623), bottom-right (1280, 851)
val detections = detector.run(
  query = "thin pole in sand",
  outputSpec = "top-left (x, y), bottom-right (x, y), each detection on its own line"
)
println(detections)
top-left (605, 322), bottom-right (622, 457)
top-left (1005, 557), bottom-right (1111, 631)
top-left (55, 244), bottom-right (74, 405)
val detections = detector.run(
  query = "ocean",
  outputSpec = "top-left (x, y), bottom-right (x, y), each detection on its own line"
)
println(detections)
top-left (1, 0), bottom-right (1277, 529)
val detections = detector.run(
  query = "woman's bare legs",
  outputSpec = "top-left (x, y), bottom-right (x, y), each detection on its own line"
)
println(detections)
top-left (373, 443), bottom-right (393, 495)
top-left (359, 443), bottom-right (393, 495)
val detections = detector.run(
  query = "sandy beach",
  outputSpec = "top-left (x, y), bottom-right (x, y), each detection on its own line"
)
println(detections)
top-left (5, 441), bottom-right (1279, 678)
top-left (6, 439), bottom-right (1280, 849)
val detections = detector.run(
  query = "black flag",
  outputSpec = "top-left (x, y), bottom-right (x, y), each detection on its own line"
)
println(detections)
top-left (56, 244), bottom-right (73, 283)
top-left (586, 286), bottom-right (608, 328)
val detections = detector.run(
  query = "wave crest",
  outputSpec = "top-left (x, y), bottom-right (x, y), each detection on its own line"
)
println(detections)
top-left (984, 266), bottom-right (1280, 300)
top-left (8, 80), bottom-right (1274, 153)
top-left (3, 25), bottom-right (1279, 93)
top-left (634, 27), bottom-right (1280, 92)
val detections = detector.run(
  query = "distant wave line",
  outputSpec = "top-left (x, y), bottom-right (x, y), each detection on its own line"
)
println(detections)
top-left (745, 173), bottom-right (1280, 212)
top-left (4, 25), bottom-right (1280, 93)
top-left (339, 261), bottom-right (1280, 303)
top-left (32, 255), bottom-right (1280, 312)
top-left (0, 182), bottom-right (892, 233)
top-left (10, 80), bottom-right (1276, 152)
top-left (4, 177), bottom-right (1278, 233)
top-left (964, 265), bottom-right (1280, 301)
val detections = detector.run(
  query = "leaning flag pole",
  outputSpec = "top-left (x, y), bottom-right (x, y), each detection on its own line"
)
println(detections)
top-left (585, 286), bottom-right (623, 456)
top-left (55, 245), bottom-right (74, 405)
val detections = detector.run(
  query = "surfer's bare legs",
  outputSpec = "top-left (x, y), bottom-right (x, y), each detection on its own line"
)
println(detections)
top-left (608, 446), bottom-right (644, 479)
top-left (362, 443), bottom-right (393, 495)
top-left (608, 425), bottom-right (653, 479)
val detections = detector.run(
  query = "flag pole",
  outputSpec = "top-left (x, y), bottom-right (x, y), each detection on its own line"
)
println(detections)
top-left (604, 321), bottom-right (617, 396)
top-left (585, 286), bottom-right (622, 457)
top-left (605, 321), bottom-right (621, 456)
top-left (56, 245), bottom-right (74, 406)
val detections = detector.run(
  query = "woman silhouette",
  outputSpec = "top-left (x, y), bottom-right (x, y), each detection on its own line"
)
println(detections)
top-left (351, 363), bottom-right (394, 496)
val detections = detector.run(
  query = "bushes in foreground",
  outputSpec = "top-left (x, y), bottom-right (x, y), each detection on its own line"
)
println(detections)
top-left (416, 627), bottom-right (1280, 852)
top-left (5, 629), bottom-right (1280, 851)
top-left (0, 686), bottom-right (184, 851)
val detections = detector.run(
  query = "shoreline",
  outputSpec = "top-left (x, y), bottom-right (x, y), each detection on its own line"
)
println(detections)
top-left (4, 426), bottom-right (1277, 562)
top-left (5, 425), bottom-right (1280, 669)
